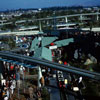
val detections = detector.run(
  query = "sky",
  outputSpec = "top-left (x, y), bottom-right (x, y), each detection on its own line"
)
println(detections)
top-left (0, 0), bottom-right (99, 11)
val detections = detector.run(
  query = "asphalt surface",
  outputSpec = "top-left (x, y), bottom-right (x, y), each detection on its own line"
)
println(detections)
top-left (49, 77), bottom-right (61, 100)
top-left (63, 72), bottom-right (76, 100)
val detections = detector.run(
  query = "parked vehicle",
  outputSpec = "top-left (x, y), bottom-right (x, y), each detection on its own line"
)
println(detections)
top-left (57, 70), bottom-right (65, 89)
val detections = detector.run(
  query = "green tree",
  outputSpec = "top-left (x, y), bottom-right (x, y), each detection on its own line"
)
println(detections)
top-left (8, 37), bottom-right (16, 49)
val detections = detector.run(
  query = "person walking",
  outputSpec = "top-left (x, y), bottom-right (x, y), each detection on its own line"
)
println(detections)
top-left (28, 86), bottom-right (34, 99)
top-left (10, 83), bottom-right (14, 98)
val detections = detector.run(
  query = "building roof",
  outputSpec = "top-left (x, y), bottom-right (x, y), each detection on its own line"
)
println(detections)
top-left (41, 37), bottom-right (58, 47)
top-left (54, 38), bottom-right (74, 47)
top-left (33, 47), bottom-right (52, 61)
top-left (30, 37), bottom-right (39, 52)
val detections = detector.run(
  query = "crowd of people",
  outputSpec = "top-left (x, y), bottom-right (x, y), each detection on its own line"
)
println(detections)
top-left (0, 61), bottom-right (43, 100)
top-left (0, 62), bottom-right (18, 100)
top-left (0, 60), bottom-right (27, 100)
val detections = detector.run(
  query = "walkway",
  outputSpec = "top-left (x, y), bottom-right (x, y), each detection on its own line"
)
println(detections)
top-left (49, 77), bottom-right (61, 100)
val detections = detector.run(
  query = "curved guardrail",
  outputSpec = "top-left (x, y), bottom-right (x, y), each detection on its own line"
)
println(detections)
top-left (0, 51), bottom-right (100, 81)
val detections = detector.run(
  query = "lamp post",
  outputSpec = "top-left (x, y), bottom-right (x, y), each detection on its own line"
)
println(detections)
top-left (38, 8), bottom-right (42, 32)
top-left (53, 11), bottom-right (57, 30)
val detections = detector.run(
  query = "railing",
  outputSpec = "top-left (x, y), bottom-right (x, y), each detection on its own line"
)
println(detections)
top-left (0, 51), bottom-right (100, 81)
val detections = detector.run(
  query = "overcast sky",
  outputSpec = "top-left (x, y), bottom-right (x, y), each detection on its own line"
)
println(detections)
top-left (0, 0), bottom-right (99, 11)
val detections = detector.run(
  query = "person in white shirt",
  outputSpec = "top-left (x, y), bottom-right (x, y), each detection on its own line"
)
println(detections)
top-left (78, 77), bottom-right (82, 83)
top-left (1, 79), bottom-right (6, 85)
top-left (10, 84), bottom-right (14, 95)
top-left (12, 80), bottom-right (16, 89)
top-left (4, 95), bottom-right (8, 100)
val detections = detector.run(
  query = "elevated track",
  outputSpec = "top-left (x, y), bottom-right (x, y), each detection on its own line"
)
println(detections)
top-left (0, 51), bottom-right (100, 81)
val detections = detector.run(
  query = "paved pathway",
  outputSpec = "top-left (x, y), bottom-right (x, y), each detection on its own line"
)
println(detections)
top-left (49, 77), bottom-right (61, 100)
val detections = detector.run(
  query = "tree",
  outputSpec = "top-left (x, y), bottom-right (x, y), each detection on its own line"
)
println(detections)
top-left (8, 37), bottom-right (16, 49)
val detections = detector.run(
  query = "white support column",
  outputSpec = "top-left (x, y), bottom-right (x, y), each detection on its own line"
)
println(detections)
top-left (38, 66), bottom-right (42, 88)
top-left (16, 35), bottom-right (18, 41)
top-left (97, 14), bottom-right (99, 21)
top-left (39, 20), bottom-right (42, 32)
top-left (65, 17), bottom-right (68, 23)
top-left (80, 15), bottom-right (83, 22)
top-left (47, 20), bottom-right (49, 25)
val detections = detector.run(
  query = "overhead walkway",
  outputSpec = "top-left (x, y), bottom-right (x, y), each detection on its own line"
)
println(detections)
top-left (82, 27), bottom-right (100, 32)
top-left (0, 30), bottom-right (39, 36)
top-left (0, 51), bottom-right (100, 81)
top-left (35, 12), bottom-right (100, 21)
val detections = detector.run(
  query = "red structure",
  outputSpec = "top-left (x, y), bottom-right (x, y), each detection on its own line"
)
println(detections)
top-left (64, 61), bottom-right (67, 65)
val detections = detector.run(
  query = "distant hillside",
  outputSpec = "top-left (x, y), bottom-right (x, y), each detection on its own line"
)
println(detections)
top-left (42, 6), bottom-right (84, 11)
top-left (78, 0), bottom-right (100, 6)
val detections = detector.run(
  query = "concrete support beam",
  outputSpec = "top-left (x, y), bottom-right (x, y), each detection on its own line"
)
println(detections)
top-left (39, 20), bottom-right (42, 32)
top-left (46, 20), bottom-right (49, 25)
top-left (65, 17), bottom-right (68, 23)
top-left (97, 14), bottom-right (99, 21)
top-left (80, 15), bottom-right (83, 22)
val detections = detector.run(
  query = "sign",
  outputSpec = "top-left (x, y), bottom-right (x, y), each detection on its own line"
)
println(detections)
top-left (49, 45), bottom-right (57, 50)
